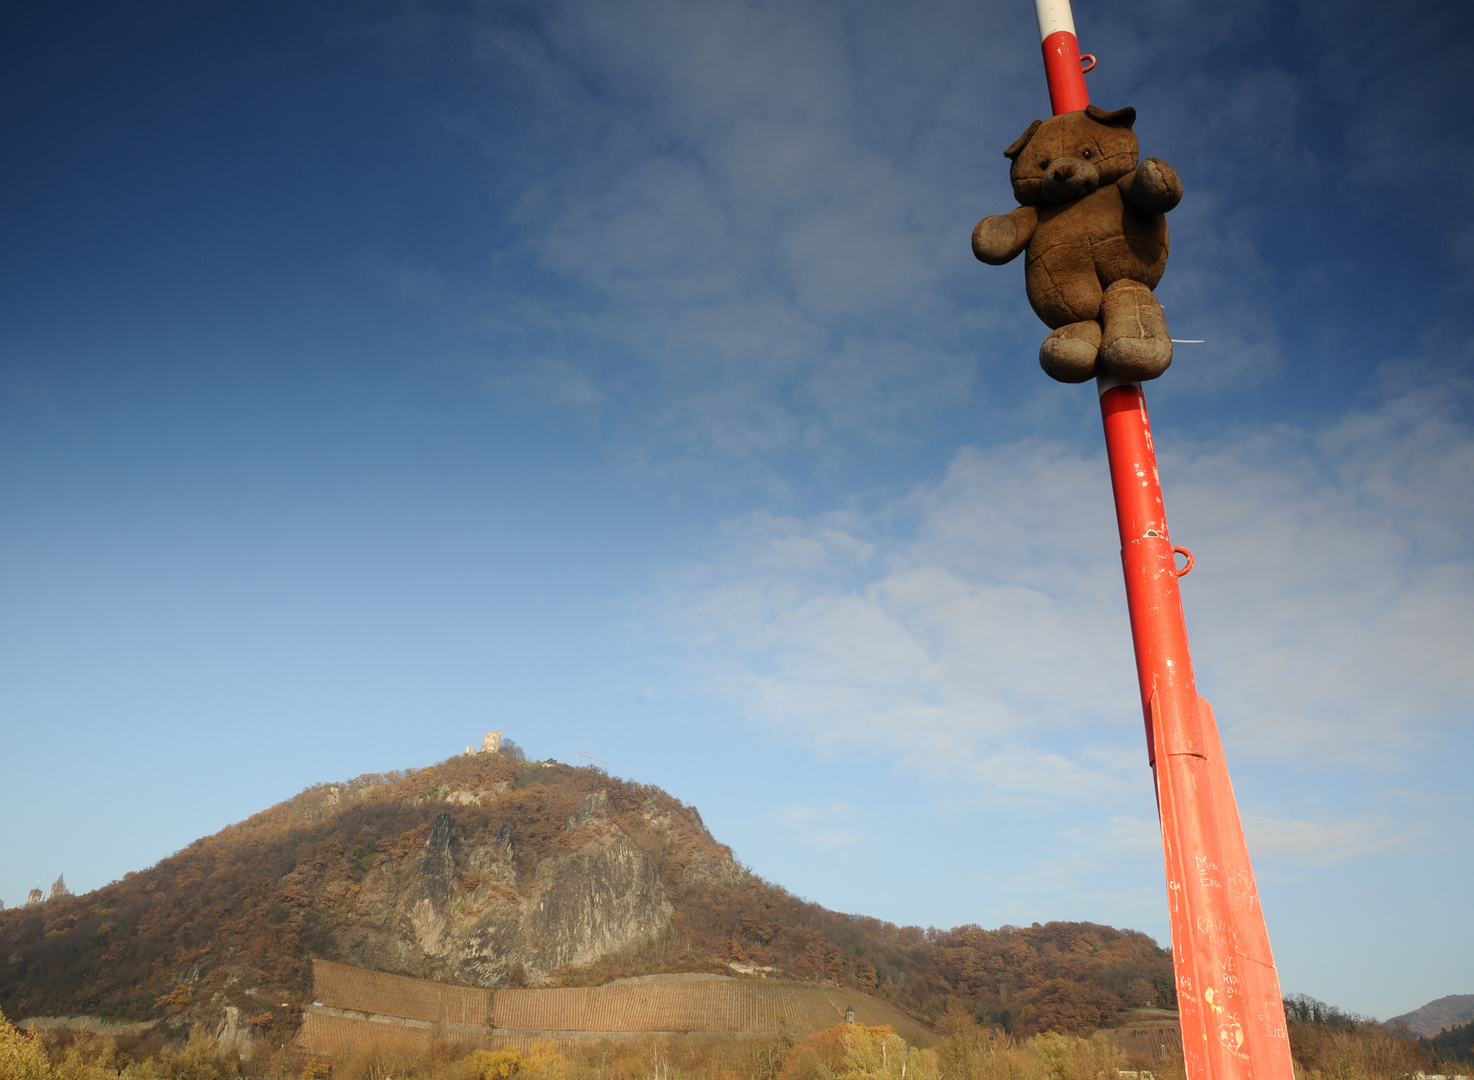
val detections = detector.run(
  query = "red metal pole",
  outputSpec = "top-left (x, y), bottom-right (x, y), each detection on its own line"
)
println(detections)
top-left (1033, 0), bottom-right (1091, 113)
top-left (1099, 378), bottom-right (1292, 1080)
top-left (1027, 6), bottom-right (1296, 1079)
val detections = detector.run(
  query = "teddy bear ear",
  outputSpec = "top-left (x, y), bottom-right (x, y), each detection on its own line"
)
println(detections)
top-left (1003, 119), bottom-right (1043, 160)
top-left (1084, 104), bottom-right (1137, 128)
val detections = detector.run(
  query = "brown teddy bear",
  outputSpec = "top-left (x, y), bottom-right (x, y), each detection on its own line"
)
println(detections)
top-left (972, 105), bottom-right (1182, 383)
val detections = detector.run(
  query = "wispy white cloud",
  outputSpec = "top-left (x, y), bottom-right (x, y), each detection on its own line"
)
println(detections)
top-left (362, 0), bottom-right (1474, 500)
top-left (784, 804), bottom-right (849, 822)
top-left (649, 441), bottom-right (1138, 784)
top-left (1165, 385), bottom-right (1474, 763)
top-left (775, 805), bottom-right (861, 849)
top-left (645, 384), bottom-right (1474, 829)
top-left (1057, 809), bottom-right (1424, 870)
top-left (1242, 813), bottom-right (1425, 865)
top-left (1059, 815), bottom-right (1163, 856)
top-left (799, 830), bottom-right (863, 848)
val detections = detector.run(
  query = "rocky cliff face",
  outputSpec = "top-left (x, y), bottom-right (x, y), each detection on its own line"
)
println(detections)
top-left (278, 757), bottom-right (736, 995)
top-left (351, 791), bottom-right (674, 986)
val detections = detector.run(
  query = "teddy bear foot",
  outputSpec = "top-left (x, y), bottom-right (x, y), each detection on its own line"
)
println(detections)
top-left (1098, 279), bottom-right (1172, 381)
top-left (1039, 320), bottom-right (1102, 383)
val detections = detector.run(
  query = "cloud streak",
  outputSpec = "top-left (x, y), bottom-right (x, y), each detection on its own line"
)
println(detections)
top-left (1242, 813), bottom-right (1424, 865)
top-left (645, 382), bottom-right (1474, 838)
top-left (378, 0), bottom-right (1474, 479)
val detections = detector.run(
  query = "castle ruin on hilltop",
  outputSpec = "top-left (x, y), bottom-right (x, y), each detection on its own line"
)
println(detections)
top-left (466, 730), bottom-right (503, 756)
top-left (20, 874), bottom-right (70, 907)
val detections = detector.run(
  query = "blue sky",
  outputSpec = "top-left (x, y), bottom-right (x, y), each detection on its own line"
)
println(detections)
top-left (3, 0), bottom-right (1471, 1021)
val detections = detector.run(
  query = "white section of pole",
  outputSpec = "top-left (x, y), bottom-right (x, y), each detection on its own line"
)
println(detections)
top-left (1033, 0), bottom-right (1077, 41)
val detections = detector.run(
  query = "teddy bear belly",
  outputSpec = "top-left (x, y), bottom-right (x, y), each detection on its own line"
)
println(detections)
top-left (1023, 190), bottom-right (1169, 328)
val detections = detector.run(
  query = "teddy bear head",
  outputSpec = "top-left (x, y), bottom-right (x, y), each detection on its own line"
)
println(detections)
top-left (1004, 104), bottom-right (1138, 206)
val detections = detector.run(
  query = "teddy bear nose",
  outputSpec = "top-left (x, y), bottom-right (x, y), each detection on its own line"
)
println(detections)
top-left (1053, 164), bottom-right (1075, 181)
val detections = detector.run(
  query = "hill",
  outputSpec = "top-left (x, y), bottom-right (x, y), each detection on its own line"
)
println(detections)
top-left (0, 749), bottom-right (1174, 1041)
top-left (1389, 994), bottom-right (1474, 1037)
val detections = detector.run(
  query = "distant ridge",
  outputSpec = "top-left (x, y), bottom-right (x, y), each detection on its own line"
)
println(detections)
top-left (1388, 995), bottom-right (1474, 1037)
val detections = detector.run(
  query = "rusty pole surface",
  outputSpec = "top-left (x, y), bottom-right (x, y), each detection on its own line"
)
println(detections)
top-left (1027, 4), bottom-right (1297, 1079)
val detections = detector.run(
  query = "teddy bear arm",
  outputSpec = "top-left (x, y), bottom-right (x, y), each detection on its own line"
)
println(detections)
top-left (971, 206), bottom-right (1039, 265)
top-left (1118, 157), bottom-right (1183, 214)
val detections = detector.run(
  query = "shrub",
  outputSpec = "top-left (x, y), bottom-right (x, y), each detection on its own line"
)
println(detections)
top-left (0, 1008), bottom-right (52, 1080)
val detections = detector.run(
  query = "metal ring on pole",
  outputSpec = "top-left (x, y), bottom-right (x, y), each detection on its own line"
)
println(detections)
top-left (1079, 53), bottom-right (1096, 72)
top-left (1172, 546), bottom-right (1194, 576)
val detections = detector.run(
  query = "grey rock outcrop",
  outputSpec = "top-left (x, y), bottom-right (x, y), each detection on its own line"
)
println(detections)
top-left (215, 1005), bottom-right (253, 1054)
top-left (567, 790), bottom-right (610, 831)
top-left (351, 803), bottom-right (672, 988)
top-left (521, 826), bottom-right (671, 971)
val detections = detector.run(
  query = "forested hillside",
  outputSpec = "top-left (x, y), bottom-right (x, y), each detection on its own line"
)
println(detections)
top-left (1389, 994), bottom-right (1474, 1038)
top-left (1424, 1019), bottom-right (1474, 1064)
top-left (0, 751), bottom-right (1173, 1040)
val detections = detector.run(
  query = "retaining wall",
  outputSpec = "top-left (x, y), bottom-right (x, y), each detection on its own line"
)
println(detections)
top-left (299, 960), bottom-right (929, 1057)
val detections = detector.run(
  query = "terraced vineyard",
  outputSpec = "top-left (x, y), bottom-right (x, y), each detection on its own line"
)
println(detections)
top-left (1107, 1009), bottom-right (1184, 1062)
top-left (312, 959), bottom-right (492, 1027)
top-left (298, 960), bottom-right (931, 1055)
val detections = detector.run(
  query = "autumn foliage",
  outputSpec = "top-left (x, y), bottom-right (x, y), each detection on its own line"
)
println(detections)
top-left (3, 1000), bottom-right (1442, 1080)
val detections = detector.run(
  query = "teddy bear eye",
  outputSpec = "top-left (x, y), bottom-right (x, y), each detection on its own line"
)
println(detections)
top-left (1082, 149), bottom-right (1092, 158)
top-left (1039, 159), bottom-right (1049, 168)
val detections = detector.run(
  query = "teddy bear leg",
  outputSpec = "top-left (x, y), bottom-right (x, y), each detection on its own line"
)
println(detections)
top-left (1098, 279), bottom-right (1173, 381)
top-left (1039, 320), bottom-right (1103, 383)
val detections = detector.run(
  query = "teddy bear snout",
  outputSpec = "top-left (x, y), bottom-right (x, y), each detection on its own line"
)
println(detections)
top-left (1040, 157), bottom-right (1100, 203)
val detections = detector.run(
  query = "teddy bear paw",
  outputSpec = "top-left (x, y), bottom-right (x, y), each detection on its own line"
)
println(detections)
top-left (1039, 321), bottom-right (1102, 383)
top-left (1098, 280), bottom-right (1173, 381)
